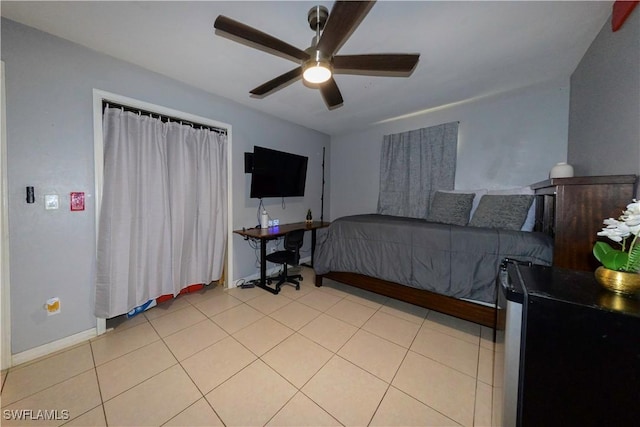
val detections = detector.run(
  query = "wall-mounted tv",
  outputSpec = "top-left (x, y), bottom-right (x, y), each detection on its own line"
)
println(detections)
top-left (249, 146), bottom-right (308, 199)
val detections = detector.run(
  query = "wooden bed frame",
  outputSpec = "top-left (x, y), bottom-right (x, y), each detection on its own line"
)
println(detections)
top-left (315, 271), bottom-right (496, 328)
top-left (311, 176), bottom-right (639, 331)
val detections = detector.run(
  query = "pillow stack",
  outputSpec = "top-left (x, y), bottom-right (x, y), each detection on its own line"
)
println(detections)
top-left (426, 186), bottom-right (536, 231)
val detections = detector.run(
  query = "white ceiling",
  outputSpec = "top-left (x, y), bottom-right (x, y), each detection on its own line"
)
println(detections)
top-left (1, 1), bottom-right (612, 136)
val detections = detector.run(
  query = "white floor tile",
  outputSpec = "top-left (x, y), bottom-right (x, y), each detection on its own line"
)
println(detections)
top-left (302, 356), bottom-right (388, 426)
top-left (163, 319), bottom-right (229, 361)
top-left (362, 310), bottom-right (421, 348)
top-left (371, 386), bottom-right (460, 426)
top-left (2, 344), bottom-right (94, 405)
top-left (232, 316), bottom-right (294, 356)
top-left (96, 340), bottom-right (176, 401)
top-left (393, 351), bottom-right (476, 426)
top-left (262, 333), bottom-right (333, 388)
top-left (181, 336), bottom-right (256, 394)
top-left (267, 392), bottom-right (341, 426)
top-left (91, 322), bottom-right (160, 366)
top-left (298, 313), bottom-right (358, 352)
top-left (206, 360), bottom-right (297, 426)
top-left (2, 370), bottom-right (101, 427)
top-left (338, 329), bottom-right (408, 382)
top-left (6, 281), bottom-right (493, 427)
top-left (164, 398), bottom-right (224, 426)
top-left (411, 325), bottom-right (479, 377)
top-left (103, 365), bottom-right (200, 426)
top-left (269, 300), bottom-right (322, 331)
top-left (324, 298), bottom-right (377, 327)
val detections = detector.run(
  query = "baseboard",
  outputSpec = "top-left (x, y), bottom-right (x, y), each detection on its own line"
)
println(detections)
top-left (12, 257), bottom-right (314, 363)
top-left (12, 328), bottom-right (97, 367)
top-left (230, 256), bottom-right (312, 288)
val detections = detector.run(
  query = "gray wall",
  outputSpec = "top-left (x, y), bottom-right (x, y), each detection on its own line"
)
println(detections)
top-left (329, 80), bottom-right (570, 220)
top-left (2, 18), bottom-right (329, 354)
top-left (568, 9), bottom-right (640, 176)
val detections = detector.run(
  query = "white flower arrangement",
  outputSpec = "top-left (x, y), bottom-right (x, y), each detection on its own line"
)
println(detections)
top-left (594, 200), bottom-right (640, 272)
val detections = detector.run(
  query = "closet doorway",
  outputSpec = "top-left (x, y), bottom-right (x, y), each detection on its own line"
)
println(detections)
top-left (93, 89), bottom-right (233, 335)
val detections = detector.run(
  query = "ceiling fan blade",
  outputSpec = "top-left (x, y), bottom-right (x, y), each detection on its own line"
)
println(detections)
top-left (250, 67), bottom-right (303, 96)
top-left (316, 1), bottom-right (375, 56)
top-left (333, 54), bottom-right (420, 74)
top-left (319, 77), bottom-right (344, 108)
top-left (214, 15), bottom-right (309, 62)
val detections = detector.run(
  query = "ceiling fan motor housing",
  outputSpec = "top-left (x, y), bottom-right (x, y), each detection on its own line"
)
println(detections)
top-left (308, 5), bottom-right (329, 31)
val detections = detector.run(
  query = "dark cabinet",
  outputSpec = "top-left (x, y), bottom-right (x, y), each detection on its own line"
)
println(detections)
top-left (531, 175), bottom-right (637, 271)
top-left (499, 263), bottom-right (640, 426)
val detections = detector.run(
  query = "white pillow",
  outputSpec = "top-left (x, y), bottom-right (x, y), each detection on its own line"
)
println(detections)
top-left (440, 189), bottom-right (488, 220)
top-left (487, 186), bottom-right (536, 232)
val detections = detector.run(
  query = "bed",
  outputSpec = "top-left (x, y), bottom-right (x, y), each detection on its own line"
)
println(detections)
top-left (313, 213), bottom-right (553, 328)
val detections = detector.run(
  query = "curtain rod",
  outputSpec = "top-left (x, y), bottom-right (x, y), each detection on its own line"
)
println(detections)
top-left (102, 100), bottom-right (227, 135)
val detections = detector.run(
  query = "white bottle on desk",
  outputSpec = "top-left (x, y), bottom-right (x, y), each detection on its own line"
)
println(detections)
top-left (261, 210), bottom-right (269, 228)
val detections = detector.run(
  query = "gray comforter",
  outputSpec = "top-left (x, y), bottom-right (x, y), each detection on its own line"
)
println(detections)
top-left (314, 214), bottom-right (553, 303)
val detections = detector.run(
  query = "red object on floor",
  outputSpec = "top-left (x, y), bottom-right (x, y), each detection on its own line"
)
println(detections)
top-left (156, 294), bottom-right (174, 304)
top-left (612, 1), bottom-right (639, 31)
top-left (156, 284), bottom-right (205, 304)
top-left (180, 283), bottom-right (205, 294)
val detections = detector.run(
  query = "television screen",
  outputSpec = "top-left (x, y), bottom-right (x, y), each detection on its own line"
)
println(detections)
top-left (250, 146), bottom-right (308, 199)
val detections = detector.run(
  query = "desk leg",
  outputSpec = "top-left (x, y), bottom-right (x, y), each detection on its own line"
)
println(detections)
top-left (260, 238), bottom-right (267, 287)
top-left (256, 238), bottom-right (278, 295)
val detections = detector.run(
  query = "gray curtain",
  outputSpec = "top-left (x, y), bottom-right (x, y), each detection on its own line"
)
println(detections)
top-left (95, 107), bottom-right (228, 318)
top-left (377, 121), bottom-right (458, 218)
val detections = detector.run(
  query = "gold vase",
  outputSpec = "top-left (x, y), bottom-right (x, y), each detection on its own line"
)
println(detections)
top-left (598, 292), bottom-right (638, 312)
top-left (594, 266), bottom-right (640, 295)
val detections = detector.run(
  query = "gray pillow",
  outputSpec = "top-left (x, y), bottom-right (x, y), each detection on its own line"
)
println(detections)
top-left (426, 191), bottom-right (475, 226)
top-left (469, 194), bottom-right (534, 230)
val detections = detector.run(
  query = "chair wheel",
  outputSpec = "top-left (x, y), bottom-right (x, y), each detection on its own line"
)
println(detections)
top-left (295, 284), bottom-right (300, 290)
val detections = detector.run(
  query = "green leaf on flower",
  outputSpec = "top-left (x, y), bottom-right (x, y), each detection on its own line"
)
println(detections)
top-left (593, 241), bottom-right (629, 270)
top-left (593, 241), bottom-right (614, 263)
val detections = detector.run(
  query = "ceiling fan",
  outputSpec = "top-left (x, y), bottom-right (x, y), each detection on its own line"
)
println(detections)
top-left (213, 0), bottom-right (420, 109)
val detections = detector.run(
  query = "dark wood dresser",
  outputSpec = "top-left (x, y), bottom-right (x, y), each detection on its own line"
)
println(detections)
top-left (531, 175), bottom-right (637, 271)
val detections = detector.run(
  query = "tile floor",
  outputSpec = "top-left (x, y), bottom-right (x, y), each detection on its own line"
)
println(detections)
top-left (1, 267), bottom-right (496, 426)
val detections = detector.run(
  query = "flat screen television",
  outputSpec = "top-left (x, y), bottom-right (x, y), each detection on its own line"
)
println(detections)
top-left (249, 146), bottom-right (308, 199)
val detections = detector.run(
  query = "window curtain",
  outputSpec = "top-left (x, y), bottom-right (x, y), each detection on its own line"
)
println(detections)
top-left (95, 107), bottom-right (227, 318)
top-left (377, 121), bottom-right (458, 218)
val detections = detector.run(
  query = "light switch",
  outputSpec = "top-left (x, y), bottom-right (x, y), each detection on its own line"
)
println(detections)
top-left (44, 194), bottom-right (59, 210)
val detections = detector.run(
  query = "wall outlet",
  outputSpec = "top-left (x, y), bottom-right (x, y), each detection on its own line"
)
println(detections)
top-left (45, 297), bottom-right (61, 315)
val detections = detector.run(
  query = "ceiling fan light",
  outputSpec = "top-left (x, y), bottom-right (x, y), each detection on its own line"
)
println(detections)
top-left (303, 61), bottom-right (332, 84)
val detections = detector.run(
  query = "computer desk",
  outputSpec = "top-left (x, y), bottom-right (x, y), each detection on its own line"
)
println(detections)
top-left (233, 221), bottom-right (330, 294)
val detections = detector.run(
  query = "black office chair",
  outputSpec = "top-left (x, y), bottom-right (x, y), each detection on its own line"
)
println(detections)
top-left (266, 229), bottom-right (304, 292)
